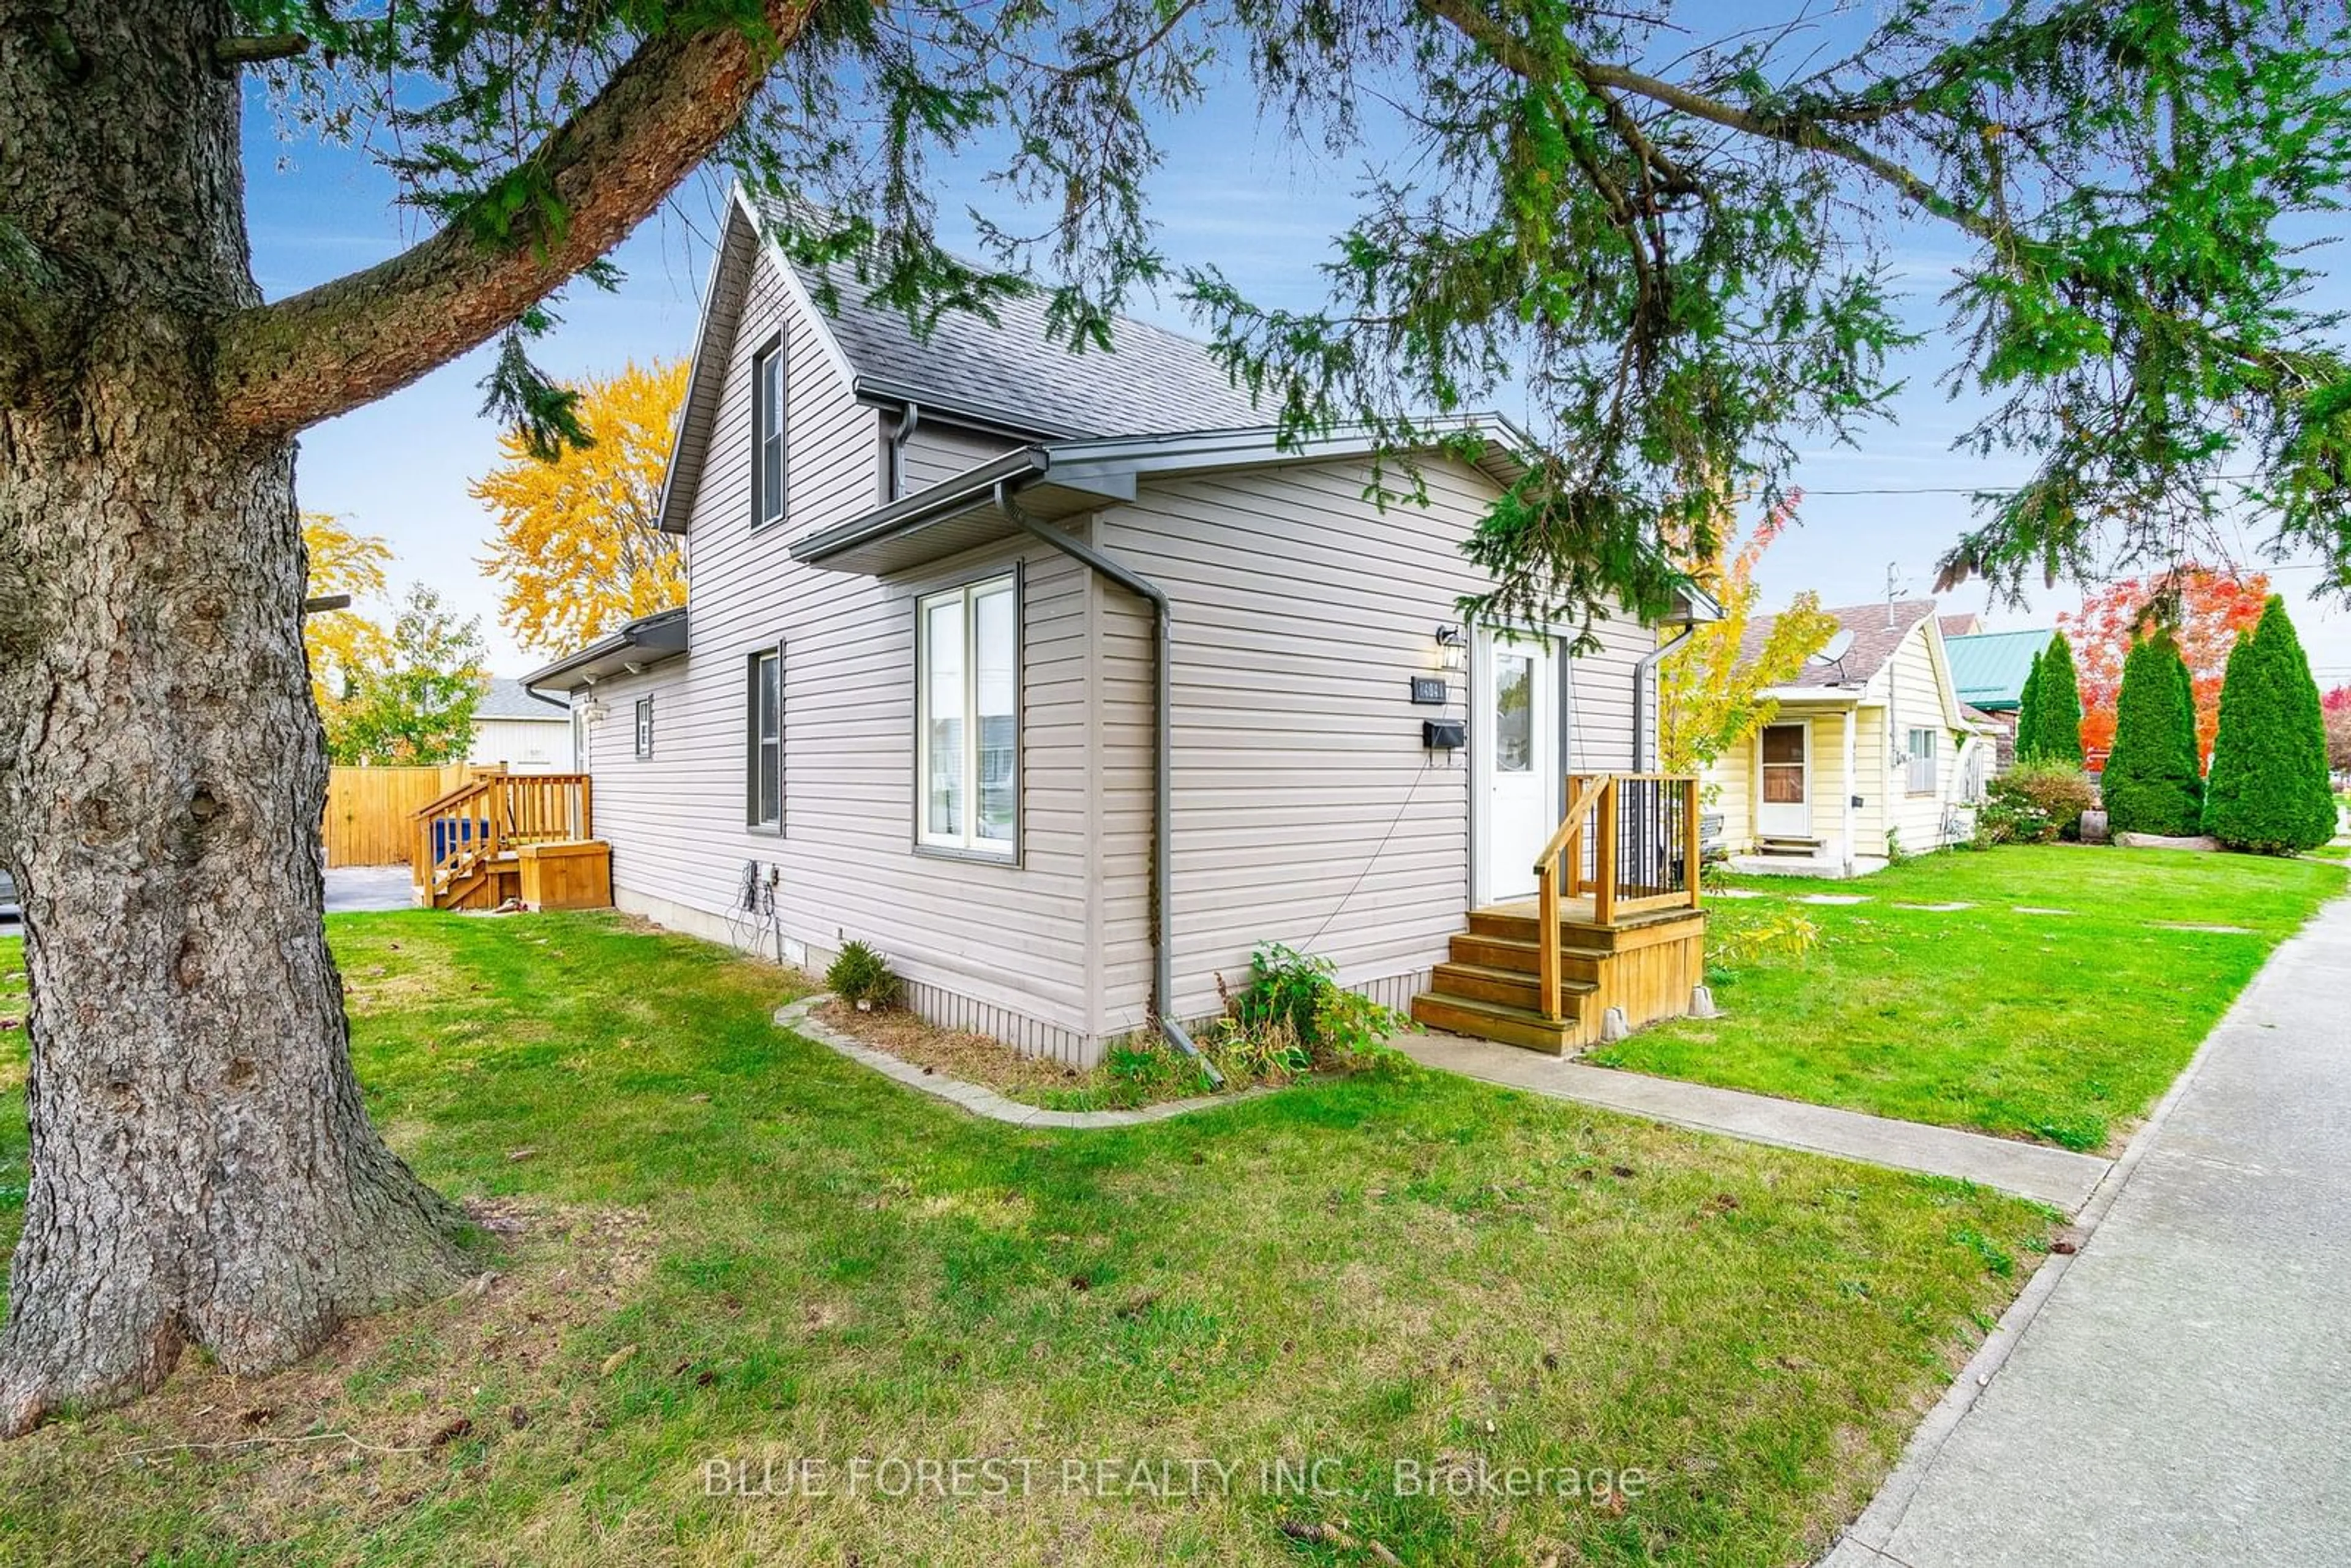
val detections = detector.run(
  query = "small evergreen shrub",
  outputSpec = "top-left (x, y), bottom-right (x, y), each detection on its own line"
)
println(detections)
top-left (2015, 649), bottom-right (2045, 762)
top-left (825, 939), bottom-right (902, 1008)
top-left (2102, 632), bottom-right (2205, 836)
top-left (2203, 596), bottom-right (2338, 853)
top-left (2024, 631), bottom-right (2086, 766)
top-left (1976, 762), bottom-right (2097, 844)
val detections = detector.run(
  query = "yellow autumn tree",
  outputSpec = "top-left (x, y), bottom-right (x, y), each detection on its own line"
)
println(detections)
top-left (1658, 492), bottom-right (1837, 774)
top-left (473, 358), bottom-right (688, 658)
top-left (301, 512), bottom-right (392, 740)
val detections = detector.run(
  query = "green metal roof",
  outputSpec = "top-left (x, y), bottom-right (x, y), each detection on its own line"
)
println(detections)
top-left (1944, 628), bottom-right (2055, 711)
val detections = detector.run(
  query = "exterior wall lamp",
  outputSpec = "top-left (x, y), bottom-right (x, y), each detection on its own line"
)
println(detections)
top-left (1434, 623), bottom-right (1466, 673)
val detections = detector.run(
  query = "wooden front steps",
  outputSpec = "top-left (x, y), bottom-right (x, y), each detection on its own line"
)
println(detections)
top-left (1411, 902), bottom-right (1707, 1057)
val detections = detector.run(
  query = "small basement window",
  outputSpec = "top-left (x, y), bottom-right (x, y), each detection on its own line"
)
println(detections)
top-left (916, 574), bottom-right (1018, 858)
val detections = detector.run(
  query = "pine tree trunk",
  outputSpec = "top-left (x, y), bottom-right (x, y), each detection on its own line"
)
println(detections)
top-left (0, 1), bottom-right (463, 1435)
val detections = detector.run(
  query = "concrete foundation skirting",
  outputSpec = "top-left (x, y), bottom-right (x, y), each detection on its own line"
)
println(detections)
top-left (773, 995), bottom-right (1264, 1129)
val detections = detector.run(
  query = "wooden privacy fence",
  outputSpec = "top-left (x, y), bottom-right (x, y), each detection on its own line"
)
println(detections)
top-left (323, 763), bottom-right (497, 868)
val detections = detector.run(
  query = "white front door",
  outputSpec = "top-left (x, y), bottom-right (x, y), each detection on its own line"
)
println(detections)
top-left (1758, 721), bottom-right (1810, 837)
top-left (1475, 629), bottom-right (1558, 902)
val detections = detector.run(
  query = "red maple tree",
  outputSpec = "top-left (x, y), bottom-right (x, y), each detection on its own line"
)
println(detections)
top-left (2060, 568), bottom-right (2271, 763)
top-left (2325, 685), bottom-right (2351, 774)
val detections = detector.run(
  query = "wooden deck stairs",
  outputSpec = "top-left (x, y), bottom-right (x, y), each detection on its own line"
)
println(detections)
top-left (1412, 773), bottom-right (1709, 1056)
top-left (410, 771), bottom-right (607, 912)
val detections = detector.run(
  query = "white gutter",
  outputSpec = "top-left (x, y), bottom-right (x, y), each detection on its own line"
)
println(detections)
top-left (1632, 625), bottom-right (1697, 771)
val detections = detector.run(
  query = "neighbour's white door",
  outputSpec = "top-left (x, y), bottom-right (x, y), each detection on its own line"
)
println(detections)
top-left (1758, 722), bottom-right (1810, 837)
top-left (1475, 629), bottom-right (1558, 902)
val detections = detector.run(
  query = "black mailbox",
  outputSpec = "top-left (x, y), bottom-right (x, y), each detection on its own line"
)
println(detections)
top-left (1422, 718), bottom-right (1466, 750)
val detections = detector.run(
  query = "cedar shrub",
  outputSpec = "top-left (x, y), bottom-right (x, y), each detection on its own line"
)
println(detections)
top-left (2102, 632), bottom-right (2205, 837)
top-left (2203, 596), bottom-right (2337, 853)
top-left (2029, 631), bottom-right (2086, 767)
top-left (2014, 648), bottom-right (2046, 763)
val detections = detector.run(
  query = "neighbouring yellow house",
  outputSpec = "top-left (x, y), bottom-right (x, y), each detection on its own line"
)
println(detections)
top-left (1701, 599), bottom-right (1994, 877)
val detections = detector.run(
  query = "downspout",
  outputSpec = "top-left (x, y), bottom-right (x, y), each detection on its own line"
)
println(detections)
top-left (887, 402), bottom-right (921, 501)
top-left (997, 482), bottom-right (1221, 1087)
top-left (1631, 623), bottom-right (1696, 773)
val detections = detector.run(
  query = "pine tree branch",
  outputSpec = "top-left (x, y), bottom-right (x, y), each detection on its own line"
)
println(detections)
top-left (1414, 0), bottom-right (1999, 241)
top-left (213, 34), bottom-right (310, 69)
top-left (1564, 56), bottom-right (2000, 242)
top-left (1418, 0), bottom-right (2316, 416)
top-left (213, 4), bottom-right (812, 439)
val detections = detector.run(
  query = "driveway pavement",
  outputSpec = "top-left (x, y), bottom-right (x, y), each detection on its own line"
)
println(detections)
top-left (1824, 891), bottom-right (2351, 1566)
top-left (0, 866), bottom-right (411, 928)
top-left (324, 865), bottom-right (416, 913)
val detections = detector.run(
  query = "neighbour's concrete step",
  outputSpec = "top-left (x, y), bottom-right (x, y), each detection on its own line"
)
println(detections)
top-left (1408, 992), bottom-right (1575, 1056)
top-left (1755, 836), bottom-right (1822, 857)
top-left (1430, 960), bottom-right (1596, 1015)
top-left (1447, 932), bottom-right (1605, 980)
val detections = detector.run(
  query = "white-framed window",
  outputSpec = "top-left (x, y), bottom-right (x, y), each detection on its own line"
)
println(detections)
top-left (752, 339), bottom-right (785, 530)
top-left (1907, 726), bottom-right (1938, 795)
top-left (634, 696), bottom-right (654, 759)
top-left (917, 574), bottom-right (1018, 857)
top-left (746, 647), bottom-right (781, 828)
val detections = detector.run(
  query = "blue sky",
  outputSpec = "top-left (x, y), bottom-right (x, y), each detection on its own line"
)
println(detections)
top-left (245, 48), bottom-right (2351, 686)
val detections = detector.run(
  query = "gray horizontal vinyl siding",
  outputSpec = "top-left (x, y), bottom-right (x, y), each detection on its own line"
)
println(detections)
top-left (901, 423), bottom-right (1021, 493)
top-left (1092, 455), bottom-right (1655, 1029)
top-left (572, 247), bottom-right (1101, 1062)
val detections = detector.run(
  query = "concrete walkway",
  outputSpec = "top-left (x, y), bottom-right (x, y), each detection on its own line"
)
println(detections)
top-left (1394, 1034), bottom-right (2111, 1212)
top-left (1823, 893), bottom-right (2351, 1567)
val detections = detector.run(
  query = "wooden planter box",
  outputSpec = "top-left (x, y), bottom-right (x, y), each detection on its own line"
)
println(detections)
top-left (516, 839), bottom-right (612, 912)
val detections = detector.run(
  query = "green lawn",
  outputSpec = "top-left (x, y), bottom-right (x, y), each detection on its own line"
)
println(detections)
top-left (1593, 846), bottom-right (2345, 1152)
top-left (0, 913), bottom-right (2049, 1566)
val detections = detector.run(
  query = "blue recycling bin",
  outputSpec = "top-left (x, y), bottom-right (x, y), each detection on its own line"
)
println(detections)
top-left (431, 817), bottom-right (478, 864)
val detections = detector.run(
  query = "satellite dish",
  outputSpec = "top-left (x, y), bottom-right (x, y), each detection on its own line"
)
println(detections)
top-left (1812, 628), bottom-right (1856, 665)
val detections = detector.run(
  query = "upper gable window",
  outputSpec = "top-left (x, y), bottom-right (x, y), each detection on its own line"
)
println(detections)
top-left (752, 338), bottom-right (785, 530)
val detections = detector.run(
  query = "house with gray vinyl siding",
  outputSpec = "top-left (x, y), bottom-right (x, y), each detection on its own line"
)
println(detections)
top-left (526, 187), bottom-right (1719, 1065)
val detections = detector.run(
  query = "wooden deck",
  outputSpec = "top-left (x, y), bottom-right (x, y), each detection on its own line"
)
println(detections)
top-left (411, 772), bottom-right (611, 912)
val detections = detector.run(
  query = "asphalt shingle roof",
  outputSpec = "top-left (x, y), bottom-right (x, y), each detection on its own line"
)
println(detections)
top-left (476, 677), bottom-right (569, 721)
top-left (1738, 599), bottom-right (1938, 689)
top-left (760, 198), bottom-right (1264, 438)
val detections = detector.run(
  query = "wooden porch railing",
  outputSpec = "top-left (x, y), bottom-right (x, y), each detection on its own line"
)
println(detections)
top-left (1531, 773), bottom-right (1702, 1023)
top-left (411, 772), bottom-right (594, 893)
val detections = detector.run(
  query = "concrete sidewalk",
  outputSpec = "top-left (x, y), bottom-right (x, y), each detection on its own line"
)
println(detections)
top-left (1824, 893), bottom-right (2351, 1567)
top-left (1393, 1033), bottom-right (2110, 1212)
